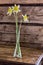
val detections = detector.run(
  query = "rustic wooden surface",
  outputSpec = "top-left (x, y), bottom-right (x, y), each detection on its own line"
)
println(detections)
top-left (0, 6), bottom-right (43, 23)
top-left (0, 45), bottom-right (43, 65)
top-left (0, 1), bottom-right (43, 65)
top-left (0, 0), bottom-right (43, 4)
top-left (0, 6), bottom-right (43, 48)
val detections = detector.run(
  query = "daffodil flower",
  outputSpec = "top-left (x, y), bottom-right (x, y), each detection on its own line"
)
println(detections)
top-left (22, 14), bottom-right (28, 22)
top-left (12, 4), bottom-right (21, 14)
top-left (7, 7), bottom-right (13, 16)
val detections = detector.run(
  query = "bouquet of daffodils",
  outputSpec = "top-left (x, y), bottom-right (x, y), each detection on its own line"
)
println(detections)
top-left (7, 4), bottom-right (29, 58)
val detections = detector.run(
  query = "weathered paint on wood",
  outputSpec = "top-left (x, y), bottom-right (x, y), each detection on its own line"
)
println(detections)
top-left (0, 0), bottom-right (43, 4)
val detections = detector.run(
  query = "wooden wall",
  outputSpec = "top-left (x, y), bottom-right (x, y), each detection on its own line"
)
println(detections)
top-left (0, 1), bottom-right (43, 49)
top-left (0, 0), bottom-right (43, 4)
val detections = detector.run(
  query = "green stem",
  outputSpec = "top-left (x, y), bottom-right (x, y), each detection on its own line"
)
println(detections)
top-left (16, 20), bottom-right (22, 53)
top-left (15, 13), bottom-right (18, 43)
top-left (15, 13), bottom-right (20, 54)
top-left (14, 13), bottom-right (22, 58)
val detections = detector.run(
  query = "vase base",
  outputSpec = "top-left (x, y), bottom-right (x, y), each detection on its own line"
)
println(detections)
top-left (13, 48), bottom-right (22, 58)
top-left (13, 54), bottom-right (22, 58)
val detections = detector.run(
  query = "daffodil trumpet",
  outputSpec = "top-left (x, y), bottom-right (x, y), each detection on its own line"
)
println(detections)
top-left (22, 14), bottom-right (28, 22)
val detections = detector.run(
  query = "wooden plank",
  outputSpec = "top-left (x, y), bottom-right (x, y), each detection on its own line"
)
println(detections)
top-left (0, 7), bottom-right (43, 23)
top-left (0, 46), bottom-right (43, 65)
top-left (1, 25), bottom-right (43, 42)
top-left (0, 0), bottom-right (43, 4)
top-left (0, 24), bottom-right (43, 48)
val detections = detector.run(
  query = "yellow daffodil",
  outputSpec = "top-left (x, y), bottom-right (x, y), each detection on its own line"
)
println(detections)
top-left (7, 7), bottom-right (13, 16)
top-left (12, 4), bottom-right (21, 14)
top-left (22, 14), bottom-right (28, 22)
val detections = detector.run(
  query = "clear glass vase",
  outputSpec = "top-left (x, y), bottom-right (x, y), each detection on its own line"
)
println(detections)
top-left (13, 26), bottom-right (22, 58)
top-left (13, 42), bottom-right (22, 58)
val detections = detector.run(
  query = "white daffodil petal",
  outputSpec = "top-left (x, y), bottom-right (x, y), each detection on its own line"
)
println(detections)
top-left (19, 10), bottom-right (21, 12)
top-left (7, 12), bottom-right (9, 15)
top-left (18, 5), bottom-right (20, 8)
top-left (15, 4), bottom-right (16, 6)
top-left (22, 15), bottom-right (24, 17)
top-left (12, 6), bottom-right (14, 9)
top-left (9, 7), bottom-right (11, 9)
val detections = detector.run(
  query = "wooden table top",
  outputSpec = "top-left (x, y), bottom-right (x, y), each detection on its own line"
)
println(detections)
top-left (0, 45), bottom-right (43, 65)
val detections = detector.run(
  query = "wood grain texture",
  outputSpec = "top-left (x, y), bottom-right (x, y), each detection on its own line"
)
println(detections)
top-left (0, 7), bottom-right (43, 48)
top-left (0, 7), bottom-right (43, 23)
top-left (0, 46), bottom-right (43, 65)
top-left (0, 2), bottom-right (43, 65)
top-left (0, 25), bottom-right (43, 48)
top-left (0, 0), bottom-right (43, 4)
